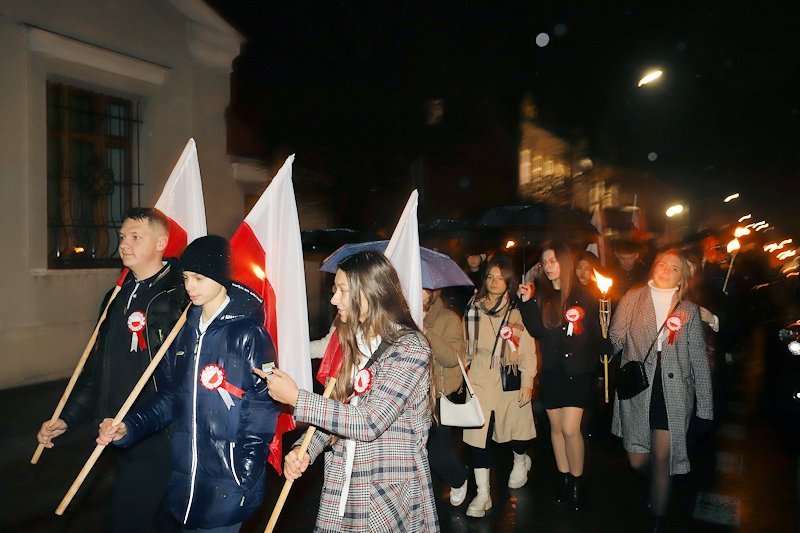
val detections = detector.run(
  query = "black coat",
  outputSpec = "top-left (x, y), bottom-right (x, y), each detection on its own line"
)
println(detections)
top-left (117, 282), bottom-right (280, 529)
top-left (519, 284), bottom-right (611, 378)
top-left (61, 261), bottom-right (187, 431)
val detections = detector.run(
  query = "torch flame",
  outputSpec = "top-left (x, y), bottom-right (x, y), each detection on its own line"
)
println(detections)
top-left (594, 270), bottom-right (613, 295)
top-left (252, 263), bottom-right (266, 280)
top-left (733, 227), bottom-right (751, 238)
top-left (777, 249), bottom-right (797, 261)
top-left (727, 239), bottom-right (741, 254)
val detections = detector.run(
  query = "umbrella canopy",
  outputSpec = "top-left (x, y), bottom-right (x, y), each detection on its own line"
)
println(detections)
top-left (320, 240), bottom-right (473, 290)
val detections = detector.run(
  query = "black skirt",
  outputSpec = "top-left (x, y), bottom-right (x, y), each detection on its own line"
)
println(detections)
top-left (539, 371), bottom-right (595, 410)
top-left (649, 351), bottom-right (669, 431)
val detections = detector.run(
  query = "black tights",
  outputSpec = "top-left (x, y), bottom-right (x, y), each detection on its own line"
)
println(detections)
top-left (628, 429), bottom-right (672, 517)
top-left (469, 412), bottom-right (528, 468)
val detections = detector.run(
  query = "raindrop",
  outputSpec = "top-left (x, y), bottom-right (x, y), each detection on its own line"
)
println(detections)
top-left (554, 24), bottom-right (567, 37)
top-left (535, 33), bottom-right (550, 47)
top-left (647, 152), bottom-right (658, 162)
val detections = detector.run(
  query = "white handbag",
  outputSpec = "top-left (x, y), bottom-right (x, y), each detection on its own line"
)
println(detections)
top-left (439, 358), bottom-right (486, 428)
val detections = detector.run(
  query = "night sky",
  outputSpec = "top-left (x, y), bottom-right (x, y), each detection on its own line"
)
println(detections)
top-left (209, 1), bottom-right (800, 235)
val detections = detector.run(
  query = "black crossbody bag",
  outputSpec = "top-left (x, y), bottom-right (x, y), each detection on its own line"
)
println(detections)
top-left (616, 302), bottom-right (680, 400)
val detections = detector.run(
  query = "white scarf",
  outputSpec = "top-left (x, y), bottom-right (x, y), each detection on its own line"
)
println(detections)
top-left (338, 331), bottom-right (382, 516)
top-left (648, 280), bottom-right (678, 351)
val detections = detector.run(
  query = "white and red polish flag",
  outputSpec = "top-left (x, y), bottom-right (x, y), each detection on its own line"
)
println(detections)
top-left (154, 138), bottom-right (208, 258)
top-left (316, 190), bottom-right (424, 386)
top-left (229, 154), bottom-right (312, 474)
top-left (586, 205), bottom-right (607, 267)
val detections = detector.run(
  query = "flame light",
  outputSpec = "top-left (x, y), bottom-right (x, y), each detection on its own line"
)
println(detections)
top-left (505, 240), bottom-right (516, 249)
top-left (252, 264), bottom-right (266, 280)
top-left (73, 246), bottom-right (85, 254)
top-left (723, 193), bottom-right (740, 203)
top-left (727, 239), bottom-right (741, 254)
top-left (738, 214), bottom-right (752, 222)
top-left (594, 270), bottom-right (613, 295)
top-left (638, 70), bottom-right (663, 87)
top-left (777, 249), bottom-right (797, 261)
top-left (733, 227), bottom-right (751, 238)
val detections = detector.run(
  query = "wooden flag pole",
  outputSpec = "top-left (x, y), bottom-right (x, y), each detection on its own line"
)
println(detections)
top-left (55, 305), bottom-right (189, 516)
top-left (265, 377), bottom-right (337, 533)
top-left (32, 269), bottom-right (128, 465)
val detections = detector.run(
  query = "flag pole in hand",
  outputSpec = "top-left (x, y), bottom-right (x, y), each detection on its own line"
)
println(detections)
top-left (265, 376), bottom-right (337, 533)
top-left (55, 304), bottom-right (189, 515)
top-left (32, 268), bottom-right (129, 465)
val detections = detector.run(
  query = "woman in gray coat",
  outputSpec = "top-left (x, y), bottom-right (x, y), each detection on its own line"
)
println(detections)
top-left (610, 248), bottom-right (713, 531)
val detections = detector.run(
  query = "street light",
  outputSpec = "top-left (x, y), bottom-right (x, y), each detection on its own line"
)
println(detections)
top-left (665, 204), bottom-right (684, 218)
top-left (638, 70), bottom-right (663, 87)
top-left (724, 193), bottom-right (740, 203)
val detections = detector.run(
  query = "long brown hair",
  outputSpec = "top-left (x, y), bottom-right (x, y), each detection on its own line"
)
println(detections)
top-left (330, 251), bottom-right (434, 412)
top-left (649, 248), bottom-right (691, 300)
top-left (536, 241), bottom-right (575, 328)
top-left (474, 254), bottom-right (518, 304)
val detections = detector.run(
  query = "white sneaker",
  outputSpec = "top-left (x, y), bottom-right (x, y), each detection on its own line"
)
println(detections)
top-left (508, 452), bottom-right (531, 489)
top-left (450, 479), bottom-right (468, 506)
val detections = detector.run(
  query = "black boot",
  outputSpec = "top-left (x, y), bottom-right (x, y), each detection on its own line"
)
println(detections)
top-left (569, 474), bottom-right (584, 512)
top-left (556, 472), bottom-right (571, 506)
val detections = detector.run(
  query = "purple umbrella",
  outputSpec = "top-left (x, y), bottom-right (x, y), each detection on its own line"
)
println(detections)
top-left (320, 240), bottom-right (473, 290)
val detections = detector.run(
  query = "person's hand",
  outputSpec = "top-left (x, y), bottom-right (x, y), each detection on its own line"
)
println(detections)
top-left (96, 418), bottom-right (127, 446)
top-left (253, 367), bottom-right (300, 407)
top-left (517, 283), bottom-right (534, 303)
top-left (283, 447), bottom-right (311, 481)
top-left (699, 306), bottom-right (715, 326)
top-left (518, 387), bottom-right (533, 407)
top-left (37, 418), bottom-right (67, 448)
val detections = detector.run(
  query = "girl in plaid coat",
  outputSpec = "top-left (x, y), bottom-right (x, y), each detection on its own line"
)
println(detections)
top-left (263, 251), bottom-right (439, 532)
top-left (609, 248), bottom-right (713, 530)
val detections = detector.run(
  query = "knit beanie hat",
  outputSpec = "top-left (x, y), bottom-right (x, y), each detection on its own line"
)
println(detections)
top-left (179, 235), bottom-right (232, 289)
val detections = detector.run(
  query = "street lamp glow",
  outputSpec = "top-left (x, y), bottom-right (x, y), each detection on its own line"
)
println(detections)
top-left (665, 204), bottom-right (684, 218)
top-left (723, 193), bottom-right (740, 203)
top-left (638, 70), bottom-right (663, 87)
top-left (738, 214), bottom-right (752, 222)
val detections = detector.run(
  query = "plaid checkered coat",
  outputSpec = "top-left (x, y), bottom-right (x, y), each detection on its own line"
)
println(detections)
top-left (294, 331), bottom-right (439, 532)
top-left (610, 285), bottom-right (713, 475)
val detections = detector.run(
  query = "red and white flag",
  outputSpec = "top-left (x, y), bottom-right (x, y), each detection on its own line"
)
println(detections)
top-left (385, 190), bottom-right (423, 328)
top-left (316, 190), bottom-right (424, 385)
top-left (229, 154), bottom-right (312, 474)
top-left (154, 139), bottom-right (208, 258)
top-left (586, 205), bottom-right (607, 266)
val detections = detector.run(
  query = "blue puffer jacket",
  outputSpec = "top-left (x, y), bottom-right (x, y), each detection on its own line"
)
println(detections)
top-left (118, 282), bottom-right (279, 529)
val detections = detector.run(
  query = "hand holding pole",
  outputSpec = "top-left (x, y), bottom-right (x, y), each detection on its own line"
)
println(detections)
top-left (55, 304), bottom-right (189, 515)
top-left (265, 377), bottom-right (337, 533)
top-left (32, 269), bottom-right (128, 465)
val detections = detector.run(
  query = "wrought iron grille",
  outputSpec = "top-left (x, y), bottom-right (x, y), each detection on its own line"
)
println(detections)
top-left (46, 82), bottom-right (142, 268)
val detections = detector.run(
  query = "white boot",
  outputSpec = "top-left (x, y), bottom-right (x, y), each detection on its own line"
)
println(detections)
top-left (508, 452), bottom-right (532, 489)
top-left (466, 468), bottom-right (492, 517)
top-left (449, 479), bottom-right (468, 506)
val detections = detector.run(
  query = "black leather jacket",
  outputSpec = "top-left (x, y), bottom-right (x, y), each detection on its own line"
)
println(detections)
top-left (61, 261), bottom-right (187, 428)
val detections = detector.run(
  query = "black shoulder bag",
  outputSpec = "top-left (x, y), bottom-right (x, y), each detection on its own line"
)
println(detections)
top-left (617, 302), bottom-right (680, 400)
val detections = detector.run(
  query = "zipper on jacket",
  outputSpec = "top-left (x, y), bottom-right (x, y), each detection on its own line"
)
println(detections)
top-left (183, 334), bottom-right (204, 525)
top-left (229, 442), bottom-right (241, 486)
top-left (144, 289), bottom-right (171, 393)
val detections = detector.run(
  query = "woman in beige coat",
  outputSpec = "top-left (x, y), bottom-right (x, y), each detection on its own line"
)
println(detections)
top-left (423, 288), bottom-right (470, 507)
top-left (462, 255), bottom-right (537, 518)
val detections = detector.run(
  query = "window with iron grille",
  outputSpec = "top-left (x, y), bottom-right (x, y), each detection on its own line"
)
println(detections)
top-left (47, 82), bottom-right (142, 268)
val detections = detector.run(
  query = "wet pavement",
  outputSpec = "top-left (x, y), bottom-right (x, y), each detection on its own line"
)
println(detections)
top-left (2, 325), bottom-right (797, 532)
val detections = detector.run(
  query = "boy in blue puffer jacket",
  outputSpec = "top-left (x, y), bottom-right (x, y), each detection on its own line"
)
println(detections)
top-left (98, 235), bottom-right (280, 532)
